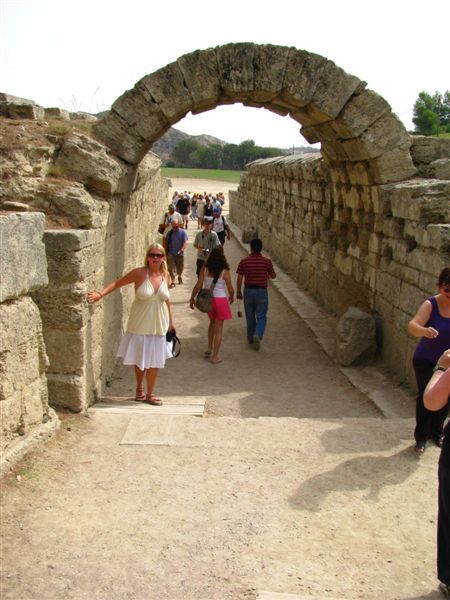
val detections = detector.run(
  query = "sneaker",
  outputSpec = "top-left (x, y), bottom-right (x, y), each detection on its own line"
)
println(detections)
top-left (253, 335), bottom-right (261, 351)
top-left (433, 434), bottom-right (445, 448)
top-left (439, 582), bottom-right (450, 597)
top-left (414, 441), bottom-right (426, 455)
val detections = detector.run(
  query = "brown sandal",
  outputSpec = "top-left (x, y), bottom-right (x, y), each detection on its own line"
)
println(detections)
top-left (135, 387), bottom-right (146, 401)
top-left (143, 394), bottom-right (162, 406)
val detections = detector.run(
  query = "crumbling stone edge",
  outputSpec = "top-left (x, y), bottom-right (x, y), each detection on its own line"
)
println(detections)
top-left (0, 408), bottom-right (60, 478)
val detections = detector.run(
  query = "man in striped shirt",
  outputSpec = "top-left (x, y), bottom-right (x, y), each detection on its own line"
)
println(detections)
top-left (236, 238), bottom-right (276, 350)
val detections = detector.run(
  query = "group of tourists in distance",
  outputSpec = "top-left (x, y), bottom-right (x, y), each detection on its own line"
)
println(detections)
top-left (87, 191), bottom-right (450, 596)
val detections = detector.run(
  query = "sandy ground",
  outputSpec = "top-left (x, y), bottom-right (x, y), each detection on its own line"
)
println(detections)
top-left (0, 179), bottom-right (445, 600)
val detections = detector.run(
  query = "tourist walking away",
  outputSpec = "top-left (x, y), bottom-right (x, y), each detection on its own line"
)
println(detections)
top-left (236, 238), bottom-right (276, 350)
top-left (212, 207), bottom-right (231, 245)
top-left (166, 220), bottom-right (188, 288)
top-left (87, 243), bottom-right (175, 405)
top-left (424, 348), bottom-right (450, 598)
top-left (408, 267), bottom-right (450, 454)
top-left (190, 246), bottom-right (234, 364)
top-left (176, 194), bottom-right (191, 229)
top-left (193, 217), bottom-right (221, 276)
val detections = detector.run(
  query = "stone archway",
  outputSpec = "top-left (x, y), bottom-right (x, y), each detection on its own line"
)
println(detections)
top-left (94, 43), bottom-right (416, 184)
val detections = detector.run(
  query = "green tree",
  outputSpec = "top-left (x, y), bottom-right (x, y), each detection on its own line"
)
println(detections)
top-left (413, 90), bottom-right (450, 135)
top-left (172, 139), bottom-right (201, 167)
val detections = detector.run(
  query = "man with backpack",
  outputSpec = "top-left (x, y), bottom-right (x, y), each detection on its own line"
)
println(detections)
top-left (212, 207), bottom-right (231, 245)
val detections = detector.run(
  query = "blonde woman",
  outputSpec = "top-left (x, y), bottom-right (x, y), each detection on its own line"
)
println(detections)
top-left (87, 243), bottom-right (175, 405)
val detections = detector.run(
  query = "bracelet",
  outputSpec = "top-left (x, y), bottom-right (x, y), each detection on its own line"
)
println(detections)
top-left (433, 365), bottom-right (446, 373)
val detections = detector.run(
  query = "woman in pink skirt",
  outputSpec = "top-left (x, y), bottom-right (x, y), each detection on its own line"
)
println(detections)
top-left (190, 245), bottom-right (234, 364)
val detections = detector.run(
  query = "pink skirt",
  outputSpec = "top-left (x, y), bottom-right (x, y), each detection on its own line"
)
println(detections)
top-left (208, 297), bottom-right (232, 321)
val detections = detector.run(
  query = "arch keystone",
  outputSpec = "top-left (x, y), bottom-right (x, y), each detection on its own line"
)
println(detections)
top-left (177, 48), bottom-right (221, 114)
top-left (216, 43), bottom-right (255, 101)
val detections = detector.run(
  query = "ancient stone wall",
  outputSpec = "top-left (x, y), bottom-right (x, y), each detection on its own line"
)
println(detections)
top-left (1, 104), bottom-right (169, 431)
top-left (230, 138), bottom-right (450, 388)
top-left (0, 213), bottom-right (58, 463)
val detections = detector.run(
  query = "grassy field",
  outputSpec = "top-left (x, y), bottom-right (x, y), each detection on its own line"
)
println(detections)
top-left (161, 167), bottom-right (243, 183)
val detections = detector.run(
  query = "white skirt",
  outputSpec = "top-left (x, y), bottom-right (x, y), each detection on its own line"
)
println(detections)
top-left (116, 333), bottom-right (173, 370)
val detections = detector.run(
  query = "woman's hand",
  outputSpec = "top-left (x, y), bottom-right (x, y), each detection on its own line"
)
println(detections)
top-left (189, 297), bottom-right (196, 310)
top-left (87, 291), bottom-right (102, 303)
top-left (424, 327), bottom-right (439, 339)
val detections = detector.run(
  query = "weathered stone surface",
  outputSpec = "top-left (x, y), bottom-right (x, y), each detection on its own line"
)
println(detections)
top-left (216, 43), bottom-right (255, 101)
top-left (242, 227), bottom-right (258, 243)
top-left (341, 113), bottom-right (411, 160)
top-left (419, 158), bottom-right (450, 180)
top-left (44, 107), bottom-right (70, 120)
top-left (250, 44), bottom-right (291, 103)
top-left (310, 59), bottom-right (364, 120)
top-left (367, 145), bottom-right (417, 184)
top-left (0, 93), bottom-right (45, 120)
top-left (0, 212), bottom-right (48, 302)
top-left (178, 48), bottom-right (221, 113)
top-left (410, 135), bottom-right (450, 164)
top-left (69, 111), bottom-right (97, 122)
top-left (383, 180), bottom-right (450, 223)
top-left (46, 183), bottom-right (109, 229)
top-left (331, 89), bottom-right (392, 139)
top-left (0, 297), bottom-right (49, 450)
top-left (55, 132), bottom-right (131, 195)
top-left (110, 83), bottom-right (170, 141)
top-left (140, 62), bottom-right (194, 124)
top-left (93, 110), bottom-right (148, 165)
top-left (336, 307), bottom-right (376, 366)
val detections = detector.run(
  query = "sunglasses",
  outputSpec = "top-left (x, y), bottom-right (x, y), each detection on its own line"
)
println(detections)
top-left (148, 253), bottom-right (164, 259)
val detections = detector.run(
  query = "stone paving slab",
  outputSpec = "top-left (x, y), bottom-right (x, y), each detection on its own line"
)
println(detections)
top-left (90, 399), bottom-right (206, 416)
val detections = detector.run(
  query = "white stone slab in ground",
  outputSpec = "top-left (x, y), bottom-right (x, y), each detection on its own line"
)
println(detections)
top-left (89, 398), bottom-right (206, 416)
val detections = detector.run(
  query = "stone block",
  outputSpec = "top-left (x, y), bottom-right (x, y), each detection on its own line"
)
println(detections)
top-left (376, 271), bottom-right (402, 306)
top-left (367, 145), bottom-right (417, 184)
top-left (410, 135), bottom-right (450, 164)
top-left (428, 158), bottom-right (450, 180)
top-left (44, 328), bottom-right (85, 375)
top-left (140, 61), bottom-right (194, 124)
top-left (44, 107), bottom-right (70, 120)
top-left (250, 44), bottom-right (290, 102)
top-left (282, 48), bottom-right (328, 110)
top-left (178, 48), bottom-right (221, 112)
top-left (336, 306), bottom-right (376, 366)
top-left (110, 83), bottom-right (170, 141)
top-left (331, 89), bottom-right (392, 139)
top-left (93, 110), bottom-right (148, 165)
top-left (0, 93), bottom-right (45, 120)
top-left (0, 213), bottom-right (48, 302)
top-left (310, 59), bottom-right (364, 120)
top-left (47, 373), bottom-right (86, 412)
top-left (55, 132), bottom-right (131, 195)
top-left (342, 113), bottom-right (411, 160)
top-left (216, 43), bottom-right (255, 100)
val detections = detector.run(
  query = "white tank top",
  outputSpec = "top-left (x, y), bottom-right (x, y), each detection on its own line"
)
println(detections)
top-left (204, 272), bottom-right (227, 298)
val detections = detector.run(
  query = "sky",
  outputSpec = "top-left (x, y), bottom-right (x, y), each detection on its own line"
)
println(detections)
top-left (1, 0), bottom-right (449, 149)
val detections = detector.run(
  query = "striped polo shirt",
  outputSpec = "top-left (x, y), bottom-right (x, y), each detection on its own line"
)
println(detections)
top-left (236, 252), bottom-right (275, 288)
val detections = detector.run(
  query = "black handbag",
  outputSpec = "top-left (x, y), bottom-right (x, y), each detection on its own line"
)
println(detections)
top-left (166, 330), bottom-right (181, 357)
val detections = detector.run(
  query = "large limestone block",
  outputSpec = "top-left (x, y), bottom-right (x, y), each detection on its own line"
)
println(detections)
top-left (34, 283), bottom-right (89, 331)
top-left (249, 44), bottom-right (291, 103)
top-left (331, 89), bottom-right (392, 139)
top-left (93, 110), bottom-right (148, 165)
top-left (0, 213), bottom-right (48, 302)
top-left (336, 306), bottom-right (376, 366)
top-left (385, 180), bottom-right (450, 222)
top-left (40, 182), bottom-right (109, 229)
top-left (44, 107), bottom-right (70, 120)
top-left (281, 48), bottom-right (327, 110)
top-left (367, 145), bottom-right (417, 184)
top-left (110, 83), bottom-right (170, 141)
top-left (0, 297), bottom-right (49, 448)
top-left (178, 48), bottom-right (221, 113)
top-left (410, 136), bottom-right (450, 164)
top-left (140, 62), bottom-right (194, 124)
top-left (47, 373), bottom-right (86, 412)
top-left (55, 132), bottom-right (131, 195)
top-left (0, 93), bottom-right (45, 120)
top-left (216, 43), bottom-right (255, 101)
top-left (341, 113), bottom-right (411, 160)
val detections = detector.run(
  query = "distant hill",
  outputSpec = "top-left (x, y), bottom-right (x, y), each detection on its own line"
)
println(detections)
top-left (150, 128), bottom-right (226, 162)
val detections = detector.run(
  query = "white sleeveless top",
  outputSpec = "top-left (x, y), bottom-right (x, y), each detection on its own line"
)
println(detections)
top-left (204, 272), bottom-right (227, 298)
top-left (126, 278), bottom-right (170, 335)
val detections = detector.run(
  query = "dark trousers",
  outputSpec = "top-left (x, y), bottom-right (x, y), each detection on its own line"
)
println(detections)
top-left (413, 358), bottom-right (448, 443)
top-left (438, 462), bottom-right (450, 585)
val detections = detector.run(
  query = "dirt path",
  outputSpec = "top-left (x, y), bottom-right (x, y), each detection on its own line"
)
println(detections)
top-left (0, 179), bottom-right (444, 600)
